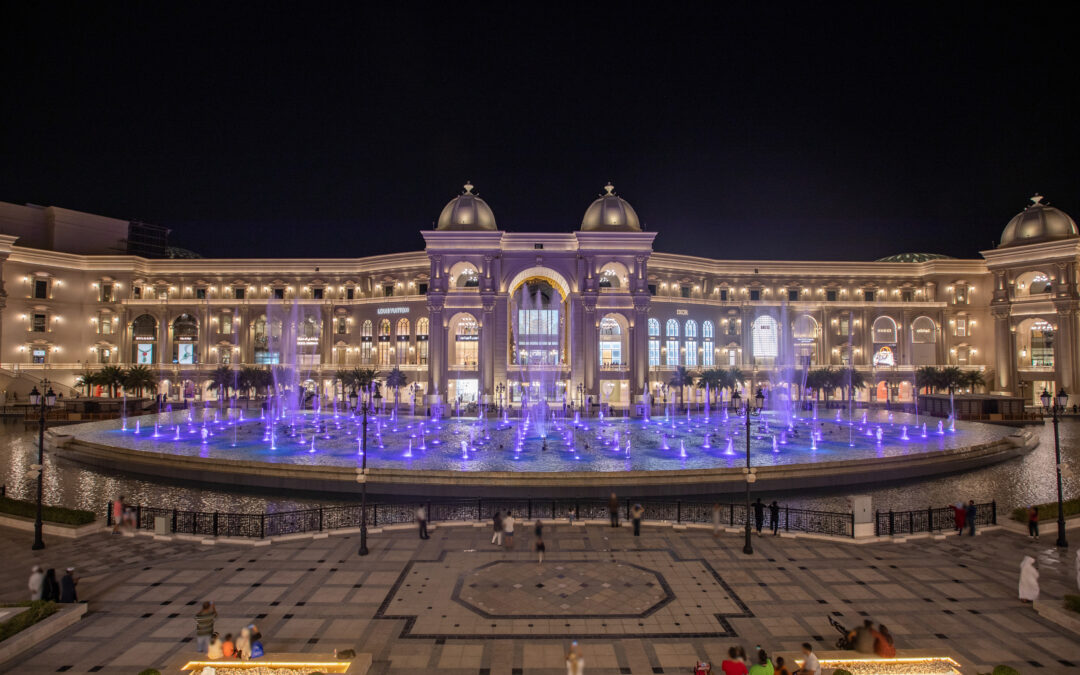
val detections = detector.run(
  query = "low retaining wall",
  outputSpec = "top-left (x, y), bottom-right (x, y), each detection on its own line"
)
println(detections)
top-left (0, 512), bottom-right (103, 538)
top-left (0, 603), bottom-right (87, 668)
top-left (48, 429), bottom-right (1037, 498)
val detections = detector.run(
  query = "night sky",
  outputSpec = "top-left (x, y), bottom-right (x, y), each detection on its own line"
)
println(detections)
top-left (3, 5), bottom-right (1078, 261)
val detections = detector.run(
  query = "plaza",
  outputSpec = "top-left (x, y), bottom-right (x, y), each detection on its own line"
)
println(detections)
top-left (1, 515), bottom-right (1079, 674)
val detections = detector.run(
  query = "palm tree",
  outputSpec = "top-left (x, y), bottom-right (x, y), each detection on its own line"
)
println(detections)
top-left (726, 367), bottom-right (745, 399)
top-left (98, 365), bottom-right (126, 398)
top-left (208, 365), bottom-right (236, 401)
top-left (840, 368), bottom-right (867, 409)
top-left (253, 367), bottom-right (275, 398)
top-left (238, 366), bottom-right (261, 399)
top-left (916, 366), bottom-right (941, 394)
top-left (351, 367), bottom-right (380, 404)
top-left (940, 366), bottom-right (964, 394)
top-left (667, 366), bottom-right (696, 409)
top-left (74, 369), bottom-right (101, 397)
top-left (334, 369), bottom-right (356, 401)
top-left (384, 366), bottom-right (409, 409)
top-left (962, 369), bottom-right (985, 393)
top-left (696, 368), bottom-right (722, 405)
top-left (123, 365), bottom-right (158, 398)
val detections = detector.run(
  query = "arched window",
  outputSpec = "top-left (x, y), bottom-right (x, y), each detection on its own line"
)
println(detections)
top-left (131, 314), bottom-right (157, 364)
top-left (793, 315), bottom-right (819, 365)
top-left (360, 319), bottom-right (374, 364)
top-left (911, 316), bottom-right (937, 364)
top-left (378, 319), bottom-right (392, 365)
top-left (599, 316), bottom-right (623, 366)
top-left (751, 315), bottom-right (778, 361)
top-left (416, 317), bottom-right (429, 365)
top-left (451, 314), bottom-right (479, 368)
top-left (396, 318), bottom-right (410, 364)
top-left (253, 315), bottom-right (283, 364)
top-left (684, 320), bottom-right (698, 367)
top-left (702, 321), bottom-right (715, 367)
top-left (648, 318), bottom-right (660, 367)
top-left (665, 319), bottom-right (679, 366)
top-left (872, 316), bottom-right (898, 343)
top-left (172, 314), bottom-right (198, 365)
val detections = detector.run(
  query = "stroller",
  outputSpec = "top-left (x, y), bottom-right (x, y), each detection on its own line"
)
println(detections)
top-left (828, 615), bottom-right (852, 650)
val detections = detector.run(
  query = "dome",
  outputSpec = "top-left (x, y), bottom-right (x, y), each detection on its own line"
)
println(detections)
top-left (998, 194), bottom-right (1078, 248)
top-left (875, 253), bottom-right (953, 263)
top-left (581, 183), bottom-right (641, 232)
top-left (436, 182), bottom-right (497, 231)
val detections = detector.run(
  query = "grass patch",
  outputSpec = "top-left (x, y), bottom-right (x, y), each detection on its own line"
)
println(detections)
top-left (1066, 594), bottom-right (1080, 614)
top-left (1010, 498), bottom-right (1080, 523)
top-left (0, 497), bottom-right (96, 526)
top-left (0, 601), bottom-right (59, 642)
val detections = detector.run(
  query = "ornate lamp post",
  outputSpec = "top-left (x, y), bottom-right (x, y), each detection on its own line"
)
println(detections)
top-left (28, 382), bottom-right (57, 551)
top-left (358, 383), bottom-right (382, 556)
top-left (1039, 386), bottom-right (1069, 548)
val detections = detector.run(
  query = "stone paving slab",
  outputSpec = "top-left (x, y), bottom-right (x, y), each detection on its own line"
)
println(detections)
top-left (0, 522), bottom-right (1079, 674)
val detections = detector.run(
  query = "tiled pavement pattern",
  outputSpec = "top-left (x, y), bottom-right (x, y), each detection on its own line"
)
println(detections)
top-left (0, 522), bottom-right (1078, 674)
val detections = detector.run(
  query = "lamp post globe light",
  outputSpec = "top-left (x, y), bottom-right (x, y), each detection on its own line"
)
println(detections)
top-left (358, 384), bottom-right (382, 557)
top-left (1040, 386), bottom-right (1069, 548)
top-left (29, 382), bottom-right (57, 551)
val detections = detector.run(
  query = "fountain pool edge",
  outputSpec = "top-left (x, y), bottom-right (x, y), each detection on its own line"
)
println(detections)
top-left (46, 428), bottom-right (1039, 499)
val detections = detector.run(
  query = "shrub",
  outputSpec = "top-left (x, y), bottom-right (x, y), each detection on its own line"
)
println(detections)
top-left (0, 497), bottom-right (96, 526)
top-left (137, 670), bottom-right (161, 675)
top-left (0, 601), bottom-right (58, 642)
top-left (1011, 498), bottom-right (1080, 522)
top-left (832, 670), bottom-right (853, 675)
top-left (1065, 594), bottom-right (1080, 614)
top-left (992, 667), bottom-right (1020, 675)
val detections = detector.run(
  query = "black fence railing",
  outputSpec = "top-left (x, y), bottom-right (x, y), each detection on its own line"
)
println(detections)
top-left (111, 497), bottom-right (861, 539)
top-left (874, 502), bottom-right (997, 536)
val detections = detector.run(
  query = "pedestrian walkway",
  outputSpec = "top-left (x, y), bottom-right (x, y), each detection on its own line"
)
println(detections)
top-left (0, 520), bottom-right (1077, 674)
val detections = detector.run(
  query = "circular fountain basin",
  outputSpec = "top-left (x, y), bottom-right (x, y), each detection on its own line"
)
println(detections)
top-left (47, 408), bottom-right (1037, 497)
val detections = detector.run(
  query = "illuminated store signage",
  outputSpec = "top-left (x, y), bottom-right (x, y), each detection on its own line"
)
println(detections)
top-left (377, 307), bottom-right (410, 315)
top-left (177, 343), bottom-right (195, 364)
top-left (396, 335), bottom-right (410, 341)
top-left (296, 337), bottom-right (319, 345)
top-left (872, 345), bottom-right (895, 366)
top-left (456, 335), bottom-right (479, 342)
top-left (137, 344), bottom-right (154, 364)
top-left (134, 335), bottom-right (155, 342)
top-left (676, 309), bottom-right (688, 316)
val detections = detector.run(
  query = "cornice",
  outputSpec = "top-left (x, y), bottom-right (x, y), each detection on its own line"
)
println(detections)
top-left (980, 238), bottom-right (1080, 268)
top-left (647, 252), bottom-right (988, 277)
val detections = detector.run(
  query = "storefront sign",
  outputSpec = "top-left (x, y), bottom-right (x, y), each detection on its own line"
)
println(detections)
top-left (137, 344), bottom-right (154, 364)
top-left (456, 334), bottom-right (479, 342)
top-left (396, 335), bottom-right (410, 341)
top-left (297, 336), bottom-right (319, 345)
top-left (134, 335), bottom-right (155, 341)
top-left (377, 307), bottom-right (410, 315)
top-left (676, 309), bottom-right (688, 316)
top-left (872, 345), bottom-right (895, 366)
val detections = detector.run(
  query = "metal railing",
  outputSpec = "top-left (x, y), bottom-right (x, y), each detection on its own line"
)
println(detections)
top-left (874, 502), bottom-right (996, 536)
top-left (110, 497), bottom-right (857, 539)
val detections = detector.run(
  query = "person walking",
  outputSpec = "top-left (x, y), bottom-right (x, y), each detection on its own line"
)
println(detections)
top-left (534, 519), bottom-right (543, 540)
top-left (1027, 505), bottom-right (1039, 540)
top-left (41, 569), bottom-right (59, 602)
top-left (965, 499), bottom-right (977, 536)
top-left (59, 568), bottom-right (78, 603)
top-left (503, 511), bottom-right (515, 549)
top-left (566, 640), bottom-right (585, 675)
top-left (492, 511), bottom-right (504, 546)
top-left (948, 502), bottom-right (966, 535)
top-left (416, 505), bottom-right (429, 540)
top-left (535, 534), bottom-right (546, 566)
top-left (29, 566), bottom-right (44, 601)
top-left (608, 492), bottom-right (620, 528)
top-left (194, 601), bottom-right (217, 653)
top-left (753, 498), bottom-right (765, 535)
top-left (1019, 555), bottom-right (1039, 604)
top-left (630, 503), bottom-right (644, 537)
top-left (712, 502), bottom-right (723, 539)
top-left (769, 500), bottom-right (780, 535)
top-left (112, 495), bottom-right (125, 534)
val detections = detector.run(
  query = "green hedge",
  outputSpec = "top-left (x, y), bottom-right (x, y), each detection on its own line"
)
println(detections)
top-left (1011, 498), bottom-right (1080, 523)
top-left (0, 497), bottom-right (96, 526)
top-left (0, 601), bottom-right (58, 642)
top-left (1066, 594), bottom-right (1080, 614)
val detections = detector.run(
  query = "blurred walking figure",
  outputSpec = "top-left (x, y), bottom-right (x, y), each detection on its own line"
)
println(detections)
top-left (948, 502), bottom-right (966, 535)
top-left (1019, 555), bottom-right (1039, 604)
top-left (112, 495), bottom-right (125, 534)
top-left (965, 499), bottom-right (977, 536)
top-left (753, 498), bottom-right (765, 535)
top-left (566, 640), bottom-right (585, 675)
top-left (712, 503), bottom-right (723, 539)
top-left (28, 566), bottom-right (43, 601)
top-left (194, 601), bottom-right (217, 653)
top-left (503, 511), bottom-right (515, 549)
top-left (535, 534), bottom-right (546, 566)
top-left (608, 492), bottom-right (620, 527)
top-left (1027, 505), bottom-right (1039, 540)
top-left (492, 511), bottom-right (503, 546)
top-left (630, 503), bottom-right (644, 536)
top-left (416, 505), bottom-right (429, 540)
top-left (769, 500), bottom-right (780, 535)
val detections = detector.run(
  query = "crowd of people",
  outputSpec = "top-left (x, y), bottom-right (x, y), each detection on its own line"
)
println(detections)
top-left (28, 565), bottom-right (79, 603)
top-left (691, 643), bottom-right (821, 675)
top-left (193, 602), bottom-right (266, 660)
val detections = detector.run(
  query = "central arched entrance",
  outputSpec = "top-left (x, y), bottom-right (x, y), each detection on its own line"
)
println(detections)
top-left (507, 271), bottom-right (570, 406)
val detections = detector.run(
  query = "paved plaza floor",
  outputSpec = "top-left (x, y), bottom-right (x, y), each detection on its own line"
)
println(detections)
top-left (1, 520), bottom-right (1079, 674)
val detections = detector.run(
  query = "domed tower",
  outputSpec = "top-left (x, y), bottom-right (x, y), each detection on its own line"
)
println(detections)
top-left (436, 182), bottom-right (497, 231)
top-left (998, 194), bottom-right (1078, 247)
top-left (580, 183), bottom-right (641, 232)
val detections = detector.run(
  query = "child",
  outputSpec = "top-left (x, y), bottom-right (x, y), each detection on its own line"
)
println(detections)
top-left (207, 633), bottom-right (224, 660)
top-left (535, 534), bottom-right (545, 566)
top-left (222, 633), bottom-right (236, 658)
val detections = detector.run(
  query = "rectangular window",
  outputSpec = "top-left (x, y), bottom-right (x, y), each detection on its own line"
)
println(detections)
top-left (750, 289), bottom-right (761, 301)
top-left (234, 287), bottom-right (245, 299)
top-left (788, 289), bottom-right (799, 302)
top-left (418, 340), bottom-right (429, 365)
top-left (666, 339), bottom-right (679, 366)
top-left (826, 290), bottom-right (837, 302)
top-left (720, 289), bottom-right (728, 301)
top-left (902, 290), bottom-right (913, 302)
top-left (221, 314), bottom-right (233, 334)
top-left (864, 290), bottom-right (875, 302)
top-left (418, 283), bottom-right (428, 295)
top-left (648, 284), bottom-right (657, 296)
top-left (685, 340), bottom-right (697, 367)
top-left (32, 348), bottom-right (46, 364)
top-left (133, 286), bottom-right (142, 299)
top-left (31, 313), bottom-right (46, 332)
top-left (312, 287), bottom-right (324, 300)
top-left (648, 339), bottom-right (660, 367)
top-left (195, 288), bottom-right (206, 299)
top-left (600, 340), bottom-right (622, 367)
top-left (346, 287), bottom-right (355, 299)
top-left (33, 279), bottom-right (48, 299)
top-left (157, 289), bottom-right (168, 299)
top-left (955, 318), bottom-right (967, 337)
top-left (838, 317), bottom-right (851, 335)
top-left (337, 317), bottom-right (347, 334)
top-left (378, 341), bottom-right (392, 365)
top-left (702, 341), bottom-right (714, 367)
top-left (274, 288), bottom-right (285, 299)
top-left (384, 285), bottom-right (394, 297)
top-left (100, 283), bottom-right (113, 302)
top-left (680, 285), bottom-right (691, 298)
top-left (99, 314), bottom-right (113, 335)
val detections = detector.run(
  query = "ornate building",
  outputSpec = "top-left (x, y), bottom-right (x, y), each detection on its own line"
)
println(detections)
top-left (1, 187), bottom-right (1077, 409)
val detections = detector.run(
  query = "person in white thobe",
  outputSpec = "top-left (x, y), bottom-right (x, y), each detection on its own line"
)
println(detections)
top-left (1019, 555), bottom-right (1039, 603)
top-left (28, 566), bottom-right (43, 601)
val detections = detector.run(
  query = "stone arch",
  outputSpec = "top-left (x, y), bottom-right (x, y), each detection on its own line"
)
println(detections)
top-left (506, 265), bottom-right (572, 300)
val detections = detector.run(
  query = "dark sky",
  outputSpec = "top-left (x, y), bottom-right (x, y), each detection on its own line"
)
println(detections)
top-left (3, 5), bottom-right (1078, 261)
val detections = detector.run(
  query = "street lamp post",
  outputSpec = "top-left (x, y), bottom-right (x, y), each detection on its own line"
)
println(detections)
top-left (358, 384), bottom-right (382, 556)
top-left (29, 382), bottom-right (57, 551)
top-left (1040, 386), bottom-right (1069, 548)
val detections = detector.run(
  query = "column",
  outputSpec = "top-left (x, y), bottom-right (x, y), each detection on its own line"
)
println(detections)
top-left (158, 310), bottom-right (170, 365)
top-left (119, 307), bottom-right (130, 365)
top-left (582, 293), bottom-right (598, 399)
top-left (992, 306), bottom-right (1012, 393)
top-left (321, 304), bottom-right (333, 367)
top-left (480, 294), bottom-right (495, 403)
top-left (1054, 302), bottom-right (1078, 395)
top-left (632, 297), bottom-right (649, 401)
top-left (427, 295), bottom-right (446, 404)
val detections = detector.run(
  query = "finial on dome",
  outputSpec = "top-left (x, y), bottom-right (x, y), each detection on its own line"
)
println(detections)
top-left (1030, 193), bottom-right (1044, 206)
top-left (604, 182), bottom-right (615, 196)
top-left (463, 181), bottom-right (474, 194)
